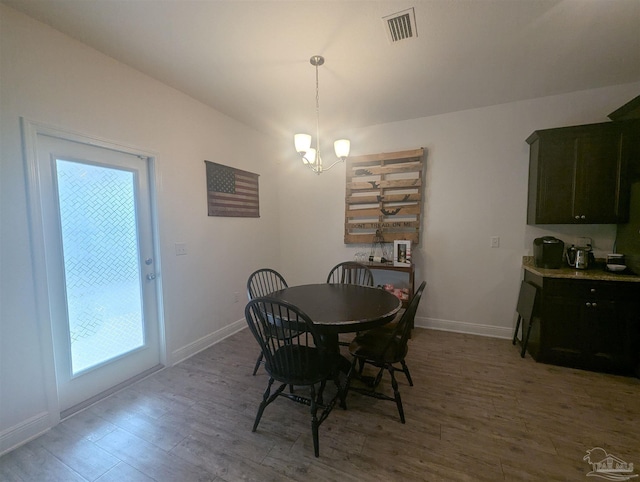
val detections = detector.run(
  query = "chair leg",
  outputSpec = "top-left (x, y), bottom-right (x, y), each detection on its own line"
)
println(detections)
top-left (252, 351), bottom-right (264, 376)
top-left (521, 318), bottom-right (534, 358)
top-left (317, 379), bottom-right (327, 406)
top-left (400, 360), bottom-right (413, 386)
top-left (335, 372), bottom-right (347, 410)
top-left (388, 366), bottom-right (405, 424)
top-left (253, 378), bottom-right (273, 432)
top-left (512, 315), bottom-right (522, 346)
top-left (252, 379), bottom-right (285, 432)
top-left (372, 366), bottom-right (384, 387)
top-left (343, 356), bottom-right (359, 407)
top-left (309, 384), bottom-right (320, 457)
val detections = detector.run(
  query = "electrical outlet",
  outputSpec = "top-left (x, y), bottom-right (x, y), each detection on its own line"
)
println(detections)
top-left (577, 237), bottom-right (592, 247)
top-left (233, 292), bottom-right (239, 303)
top-left (175, 243), bottom-right (187, 256)
top-left (490, 236), bottom-right (500, 248)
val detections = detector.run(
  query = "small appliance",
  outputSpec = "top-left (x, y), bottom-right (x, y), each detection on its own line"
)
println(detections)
top-left (533, 236), bottom-right (565, 269)
top-left (566, 245), bottom-right (594, 270)
top-left (606, 253), bottom-right (626, 272)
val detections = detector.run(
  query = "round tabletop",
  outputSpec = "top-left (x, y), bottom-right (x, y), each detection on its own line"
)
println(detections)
top-left (269, 283), bottom-right (402, 334)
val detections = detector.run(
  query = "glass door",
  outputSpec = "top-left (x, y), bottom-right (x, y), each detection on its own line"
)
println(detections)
top-left (35, 133), bottom-right (162, 413)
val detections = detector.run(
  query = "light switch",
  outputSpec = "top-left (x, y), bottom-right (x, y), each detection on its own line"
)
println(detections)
top-left (490, 236), bottom-right (500, 248)
top-left (175, 243), bottom-right (187, 256)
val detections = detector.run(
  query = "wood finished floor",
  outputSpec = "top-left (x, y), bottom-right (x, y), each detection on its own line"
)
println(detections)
top-left (2, 328), bottom-right (639, 481)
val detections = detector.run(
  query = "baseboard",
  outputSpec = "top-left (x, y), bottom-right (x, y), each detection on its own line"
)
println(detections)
top-left (0, 412), bottom-right (52, 456)
top-left (170, 318), bottom-right (246, 365)
top-left (415, 316), bottom-right (512, 339)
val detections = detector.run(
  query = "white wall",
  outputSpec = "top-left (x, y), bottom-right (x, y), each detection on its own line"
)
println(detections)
top-left (0, 5), bottom-right (281, 453)
top-left (278, 82), bottom-right (640, 337)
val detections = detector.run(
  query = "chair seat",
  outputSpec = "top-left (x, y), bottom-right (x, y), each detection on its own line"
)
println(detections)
top-left (265, 345), bottom-right (332, 386)
top-left (349, 332), bottom-right (408, 364)
top-left (362, 309), bottom-right (403, 334)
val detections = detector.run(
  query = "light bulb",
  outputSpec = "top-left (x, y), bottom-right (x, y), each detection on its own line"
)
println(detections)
top-left (334, 139), bottom-right (350, 160)
top-left (294, 133), bottom-right (312, 155)
top-left (304, 148), bottom-right (317, 165)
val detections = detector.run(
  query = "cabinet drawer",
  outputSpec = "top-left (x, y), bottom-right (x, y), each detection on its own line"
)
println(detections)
top-left (543, 279), bottom-right (638, 300)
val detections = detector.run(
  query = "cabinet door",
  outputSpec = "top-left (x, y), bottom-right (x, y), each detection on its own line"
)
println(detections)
top-left (619, 300), bottom-right (640, 376)
top-left (530, 135), bottom-right (576, 224)
top-left (584, 300), bottom-right (627, 372)
top-left (574, 130), bottom-right (622, 223)
top-left (541, 295), bottom-right (585, 366)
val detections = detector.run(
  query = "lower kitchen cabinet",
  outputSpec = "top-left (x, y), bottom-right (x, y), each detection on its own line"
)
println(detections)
top-left (523, 271), bottom-right (640, 376)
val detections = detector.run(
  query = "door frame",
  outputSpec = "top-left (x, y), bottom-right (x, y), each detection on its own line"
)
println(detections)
top-left (21, 117), bottom-right (166, 426)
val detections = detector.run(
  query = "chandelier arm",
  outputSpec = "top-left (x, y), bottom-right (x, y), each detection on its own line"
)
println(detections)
top-left (304, 162), bottom-right (322, 174)
top-left (321, 158), bottom-right (344, 172)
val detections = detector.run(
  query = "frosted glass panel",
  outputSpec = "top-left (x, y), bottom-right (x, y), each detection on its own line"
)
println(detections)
top-left (56, 159), bottom-right (144, 374)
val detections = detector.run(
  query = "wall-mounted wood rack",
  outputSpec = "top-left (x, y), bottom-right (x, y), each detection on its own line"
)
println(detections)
top-left (344, 148), bottom-right (424, 244)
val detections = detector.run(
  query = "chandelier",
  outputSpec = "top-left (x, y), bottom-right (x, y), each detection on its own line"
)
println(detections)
top-left (294, 55), bottom-right (350, 174)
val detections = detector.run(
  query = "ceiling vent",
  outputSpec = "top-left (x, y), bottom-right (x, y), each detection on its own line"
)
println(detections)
top-left (382, 7), bottom-right (417, 43)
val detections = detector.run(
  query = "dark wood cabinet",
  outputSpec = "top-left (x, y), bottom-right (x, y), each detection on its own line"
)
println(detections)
top-left (526, 121), bottom-right (639, 225)
top-left (523, 271), bottom-right (640, 375)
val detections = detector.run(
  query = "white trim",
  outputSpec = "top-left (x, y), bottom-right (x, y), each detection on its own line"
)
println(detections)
top-left (21, 117), bottom-right (62, 428)
top-left (414, 316), bottom-right (512, 339)
top-left (147, 158), bottom-right (167, 367)
top-left (170, 318), bottom-right (247, 366)
top-left (0, 412), bottom-right (51, 456)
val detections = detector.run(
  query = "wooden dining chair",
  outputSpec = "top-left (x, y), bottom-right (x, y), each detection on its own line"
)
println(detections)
top-left (247, 268), bottom-right (288, 300)
top-left (246, 268), bottom-right (292, 375)
top-left (355, 280), bottom-right (425, 377)
top-left (345, 281), bottom-right (426, 424)
top-left (327, 261), bottom-right (375, 346)
top-left (326, 261), bottom-right (374, 286)
top-left (245, 297), bottom-right (344, 457)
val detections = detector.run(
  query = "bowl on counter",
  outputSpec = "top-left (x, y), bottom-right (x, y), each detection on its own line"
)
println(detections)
top-left (606, 264), bottom-right (626, 272)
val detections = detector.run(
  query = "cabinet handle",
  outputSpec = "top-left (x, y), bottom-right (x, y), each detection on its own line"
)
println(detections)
top-left (592, 302), bottom-right (597, 308)
top-left (575, 215), bottom-right (580, 219)
top-left (590, 288), bottom-right (596, 293)
top-left (586, 302), bottom-right (591, 307)
top-left (581, 215), bottom-right (586, 219)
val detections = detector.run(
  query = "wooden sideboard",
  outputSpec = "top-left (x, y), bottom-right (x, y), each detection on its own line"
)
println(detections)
top-left (366, 262), bottom-right (415, 309)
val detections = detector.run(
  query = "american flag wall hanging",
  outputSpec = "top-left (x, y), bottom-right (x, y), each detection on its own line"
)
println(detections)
top-left (205, 161), bottom-right (260, 217)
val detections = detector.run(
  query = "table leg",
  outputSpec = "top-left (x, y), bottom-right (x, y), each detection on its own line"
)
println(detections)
top-left (320, 333), bottom-right (351, 409)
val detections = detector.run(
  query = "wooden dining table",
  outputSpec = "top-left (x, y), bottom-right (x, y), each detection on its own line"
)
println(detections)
top-left (268, 283), bottom-right (402, 356)
top-left (266, 283), bottom-right (402, 407)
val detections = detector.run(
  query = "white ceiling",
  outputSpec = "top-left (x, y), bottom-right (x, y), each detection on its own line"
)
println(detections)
top-left (3, 0), bottom-right (640, 138)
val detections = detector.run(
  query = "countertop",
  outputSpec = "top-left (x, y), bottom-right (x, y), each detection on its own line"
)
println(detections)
top-left (522, 256), bottom-right (640, 282)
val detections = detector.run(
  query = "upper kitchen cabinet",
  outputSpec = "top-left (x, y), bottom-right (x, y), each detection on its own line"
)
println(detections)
top-left (608, 94), bottom-right (640, 122)
top-left (526, 120), bottom-right (639, 225)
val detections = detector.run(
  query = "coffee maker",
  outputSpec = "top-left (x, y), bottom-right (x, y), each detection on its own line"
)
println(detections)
top-left (533, 236), bottom-right (564, 269)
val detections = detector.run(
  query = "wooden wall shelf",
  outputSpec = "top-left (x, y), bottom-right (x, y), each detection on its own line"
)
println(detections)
top-left (344, 148), bottom-right (424, 244)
